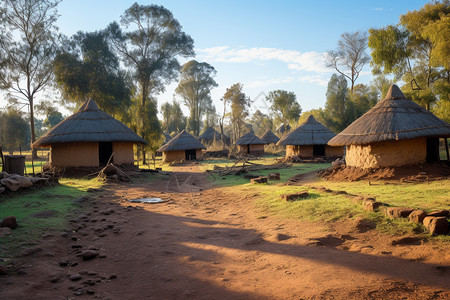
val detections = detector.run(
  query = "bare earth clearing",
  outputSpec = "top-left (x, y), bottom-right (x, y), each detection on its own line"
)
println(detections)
top-left (0, 164), bottom-right (449, 299)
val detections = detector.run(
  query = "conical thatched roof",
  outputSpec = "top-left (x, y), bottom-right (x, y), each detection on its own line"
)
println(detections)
top-left (32, 99), bottom-right (147, 147)
top-left (260, 130), bottom-right (280, 144)
top-left (328, 84), bottom-right (450, 146)
top-left (276, 123), bottom-right (291, 134)
top-left (277, 115), bottom-right (336, 146)
top-left (236, 131), bottom-right (264, 145)
top-left (198, 127), bottom-right (230, 143)
top-left (157, 130), bottom-right (206, 152)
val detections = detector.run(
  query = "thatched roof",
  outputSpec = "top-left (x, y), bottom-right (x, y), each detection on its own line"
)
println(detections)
top-left (236, 131), bottom-right (264, 145)
top-left (276, 123), bottom-right (291, 134)
top-left (260, 130), bottom-right (280, 144)
top-left (157, 130), bottom-right (206, 152)
top-left (32, 99), bottom-right (147, 147)
top-left (328, 85), bottom-right (450, 146)
top-left (198, 127), bottom-right (230, 143)
top-left (277, 115), bottom-right (336, 146)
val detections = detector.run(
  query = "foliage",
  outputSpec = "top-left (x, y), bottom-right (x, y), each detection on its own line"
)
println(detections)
top-left (323, 74), bottom-right (350, 132)
top-left (0, 0), bottom-right (61, 158)
top-left (0, 108), bottom-right (29, 154)
top-left (53, 30), bottom-right (132, 117)
top-left (222, 83), bottom-right (252, 142)
top-left (160, 100), bottom-right (186, 133)
top-left (325, 31), bottom-right (370, 91)
top-left (265, 90), bottom-right (302, 126)
top-left (297, 108), bottom-right (326, 126)
top-left (249, 110), bottom-right (274, 136)
top-left (35, 100), bottom-right (65, 129)
top-left (175, 60), bottom-right (218, 136)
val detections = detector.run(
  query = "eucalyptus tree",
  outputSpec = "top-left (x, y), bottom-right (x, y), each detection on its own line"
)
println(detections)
top-left (0, 0), bottom-right (60, 157)
top-left (265, 90), bottom-right (302, 126)
top-left (175, 60), bottom-right (218, 136)
top-left (222, 83), bottom-right (251, 142)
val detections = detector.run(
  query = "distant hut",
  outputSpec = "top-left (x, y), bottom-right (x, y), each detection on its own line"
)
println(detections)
top-left (328, 84), bottom-right (450, 168)
top-left (157, 130), bottom-right (206, 163)
top-left (276, 123), bottom-right (291, 135)
top-left (32, 99), bottom-right (147, 167)
top-left (260, 129), bottom-right (280, 145)
top-left (236, 131), bottom-right (265, 156)
top-left (198, 127), bottom-right (230, 145)
top-left (277, 115), bottom-right (344, 158)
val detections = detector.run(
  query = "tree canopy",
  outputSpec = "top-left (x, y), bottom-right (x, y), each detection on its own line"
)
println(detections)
top-left (265, 90), bottom-right (302, 126)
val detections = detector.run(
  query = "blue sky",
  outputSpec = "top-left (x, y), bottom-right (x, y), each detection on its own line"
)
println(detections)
top-left (3, 0), bottom-right (432, 117)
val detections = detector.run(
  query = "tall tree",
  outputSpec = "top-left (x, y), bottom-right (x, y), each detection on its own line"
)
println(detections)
top-left (175, 60), bottom-right (218, 136)
top-left (323, 74), bottom-right (350, 132)
top-left (222, 83), bottom-right (251, 142)
top-left (35, 100), bottom-right (64, 129)
top-left (0, 108), bottom-right (30, 154)
top-left (109, 3), bottom-right (194, 160)
top-left (0, 0), bottom-right (60, 158)
top-left (53, 30), bottom-right (132, 117)
top-left (249, 110), bottom-right (273, 136)
top-left (325, 31), bottom-right (370, 92)
top-left (265, 90), bottom-right (302, 126)
top-left (368, 1), bottom-right (449, 110)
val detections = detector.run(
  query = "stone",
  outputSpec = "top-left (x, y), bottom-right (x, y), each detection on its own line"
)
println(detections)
top-left (427, 210), bottom-right (449, 218)
top-left (385, 207), bottom-right (414, 219)
top-left (0, 227), bottom-right (11, 237)
top-left (363, 199), bottom-right (383, 211)
top-left (58, 260), bottom-right (69, 267)
top-left (274, 233), bottom-right (290, 241)
top-left (109, 274), bottom-right (117, 280)
top-left (1, 216), bottom-right (17, 229)
top-left (250, 177), bottom-right (268, 184)
top-left (0, 265), bottom-right (8, 275)
top-left (0, 175), bottom-right (32, 191)
top-left (423, 217), bottom-right (449, 236)
top-left (268, 173), bottom-right (280, 180)
top-left (69, 273), bottom-right (82, 281)
top-left (280, 192), bottom-right (309, 202)
top-left (408, 210), bottom-right (427, 224)
top-left (81, 250), bottom-right (98, 261)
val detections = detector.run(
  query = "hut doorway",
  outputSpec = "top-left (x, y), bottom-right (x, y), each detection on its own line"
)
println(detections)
top-left (185, 149), bottom-right (196, 160)
top-left (426, 137), bottom-right (439, 163)
top-left (313, 144), bottom-right (325, 157)
top-left (99, 142), bottom-right (113, 165)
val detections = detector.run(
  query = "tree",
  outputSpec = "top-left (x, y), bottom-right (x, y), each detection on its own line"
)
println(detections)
top-left (222, 83), bottom-right (251, 142)
top-left (265, 90), bottom-right (301, 125)
top-left (325, 31), bottom-right (370, 92)
top-left (175, 60), bottom-right (218, 136)
top-left (53, 30), bottom-right (132, 117)
top-left (0, 0), bottom-right (60, 158)
top-left (109, 3), bottom-right (194, 160)
top-left (249, 110), bottom-right (273, 136)
top-left (35, 100), bottom-right (64, 129)
top-left (0, 108), bottom-right (29, 154)
top-left (368, 1), bottom-right (449, 110)
top-left (347, 84), bottom-right (378, 121)
top-left (323, 74), bottom-right (350, 132)
top-left (297, 109), bottom-right (326, 126)
top-left (160, 100), bottom-right (186, 133)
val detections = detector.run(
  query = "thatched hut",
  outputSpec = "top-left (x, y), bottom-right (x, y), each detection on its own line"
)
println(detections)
top-left (276, 123), bottom-right (291, 135)
top-left (260, 129), bottom-right (280, 145)
top-left (328, 84), bottom-right (450, 168)
top-left (236, 131), bottom-right (265, 156)
top-left (157, 130), bottom-right (206, 163)
top-left (198, 127), bottom-right (230, 145)
top-left (277, 115), bottom-right (344, 158)
top-left (32, 99), bottom-right (147, 167)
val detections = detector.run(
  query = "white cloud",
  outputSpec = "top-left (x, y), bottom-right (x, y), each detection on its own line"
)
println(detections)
top-left (375, 7), bottom-right (384, 11)
top-left (298, 75), bottom-right (328, 86)
top-left (246, 77), bottom-right (295, 88)
top-left (196, 46), bottom-right (329, 73)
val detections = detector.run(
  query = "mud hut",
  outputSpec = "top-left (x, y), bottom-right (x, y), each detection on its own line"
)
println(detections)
top-left (260, 129), bottom-right (280, 145)
top-left (236, 132), bottom-right (265, 156)
top-left (277, 115), bottom-right (344, 158)
top-left (157, 130), bottom-right (206, 163)
top-left (328, 84), bottom-right (450, 168)
top-left (198, 127), bottom-right (230, 145)
top-left (32, 99), bottom-right (147, 167)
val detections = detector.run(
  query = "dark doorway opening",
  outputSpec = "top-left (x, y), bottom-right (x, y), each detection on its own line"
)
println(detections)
top-left (99, 142), bottom-right (113, 166)
top-left (313, 144), bottom-right (325, 157)
top-left (185, 149), bottom-right (196, 160)
top-left (426, 137), bottom-right (439, 163)
top-left (247, 145), bottom-right (251, 154)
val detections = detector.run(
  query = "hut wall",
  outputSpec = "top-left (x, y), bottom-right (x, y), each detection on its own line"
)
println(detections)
top-left (113, 142), bottom-right (134, 165)
top-left (51, 142), bottom-right (98, 167)
top-left (162, 149), bottom-right (203, 163)
top-left (238, 144), bottom-right (264, 156)
top-left (325, 145), bottom-right (344, 158)
top-left (346, 137), bottom-right (427, 168)
top-left (196, 149), bottom-right (203, 160)
top-left (286, 145), bottom-right (313, 158)
top-left (238, 145), bottom-right (247, 155)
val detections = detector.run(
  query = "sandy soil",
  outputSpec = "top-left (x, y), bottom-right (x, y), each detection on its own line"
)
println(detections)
top-left (0, 164), bottom-right (449, 299)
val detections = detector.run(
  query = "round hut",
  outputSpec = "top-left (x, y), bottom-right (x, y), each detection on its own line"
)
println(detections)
top-left (260, 129), bottom-right (280, 145)
top-left (277, 115), bottom-right (344, 158)
top-left (32, 99), bottom-right (147, 168)
top-left (198, 127), bottom-right (230, 145)
top-left (276, 123), bottom-right (291, 135)
top-left (328, 84), bottom-right (450, 168)
top-left (157, 130), bottom-right (206, 163)
top-left (236, 131), bottom-right (265, 156)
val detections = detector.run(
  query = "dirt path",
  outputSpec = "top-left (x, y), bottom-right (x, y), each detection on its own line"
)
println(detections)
top-left (1, 166), bottom-right (449, 299)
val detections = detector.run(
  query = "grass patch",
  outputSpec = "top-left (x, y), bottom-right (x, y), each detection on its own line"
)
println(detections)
top-left (0, 177), bottom-right (102, 261)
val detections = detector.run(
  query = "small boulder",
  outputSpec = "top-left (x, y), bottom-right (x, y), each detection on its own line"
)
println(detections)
top-left (81, 250), bottom-right (98, 261)
top-left (427, 210), bottom-right (449, 218)
top-left (385, 207), bottom-right (414, 219)
top-left (69, 273), bottom-right (82, 281)
top-left (280, 192), bottom-right (309, 202)
top-left (408, 210), bottom-right (427, 224)
top-left (250, 177), bottom-right (268, 184)
top-left (0, 265), bottom-right (8, 275)
top-left (268, 173), bottom-right (280, 180)
top-left (363, 199), bottom-right (383, 211)
top-left (423, 217), bottom-right (449, 236)
top-left (1, 216), bottom-right (17, 229)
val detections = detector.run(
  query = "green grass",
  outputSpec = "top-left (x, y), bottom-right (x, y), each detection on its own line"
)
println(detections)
top-left (0, 177), bottom-right (103, 261)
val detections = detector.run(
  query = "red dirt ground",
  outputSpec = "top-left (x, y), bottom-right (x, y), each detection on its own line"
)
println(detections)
top-left (0, 164), bottom-right (449, 299)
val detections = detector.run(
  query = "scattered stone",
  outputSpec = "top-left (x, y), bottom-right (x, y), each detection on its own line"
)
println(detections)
top-left (50, 276), bottom-right (60, 283)
top-left (20, 247), bottom-right (42, 257)
top-left (109, 274), bottom-right (117, 280)
top-left (81, 250), bottom-right (98, 261)
top-left (280, 192), bottom-right (309, 202)
top-left (250, 176), bottom-right (268, 184)
top-left (0, 265), bottom-right (8, 275)
top-left (423, 217), bottom-right (449, 236)
top-left (86, 289), bottom-right (95, 295)
top-left (275, 233), bottom-right (291, 241)
top-left (391, 236), bottom-right (422, 246)
top-left (69, 273), bottom-right (82, 281)
top-left (1, 216), bottom-right (17, 229)
top-left (268, 173), bottom-right (280, 180)
top-left (427, 210), bottom-right (449, 218)
top-left (0, 227), bottom-right (11, 237)
top-left (408, 210), bottom-right (427, 224)
top-left (385, 207), bottom-right (414, 219)
top-left (363, 199), bottom-right (383, 211)
top-left (71, 244), bottom-right (83, 249)
top-left (351, 217), bottom-right (376, 233)
top-left (58, 260), bottom-right (69, 267)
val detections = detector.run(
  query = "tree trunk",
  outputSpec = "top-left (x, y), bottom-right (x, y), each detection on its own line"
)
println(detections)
top-left (29, 97), bottom-right (38, 159)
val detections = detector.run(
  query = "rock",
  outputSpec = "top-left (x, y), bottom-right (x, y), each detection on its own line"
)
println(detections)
top-left (363, 199), bottom-right (383, 211)
top-left (268, 173), bottom-right (280, 180)
top-left (81, 250), bottom-right (98, 261)
top-left (20, 247), bottom-right (42, 257)
top-left (0, 175), bottom-right (32, 191)
top-left (280, 192), bottom-right (309, 202)
top-left (427, 210), bottom-right (449, 217)
top-left (0, 265), bottom-right (8, 275)
top-left (408, 210), bottom-right (427, 223)
top-left (275, 233), bottom-right (291, 241)
top-left (1, 216), bottom-right (17, 229)
top-left (351, 217), bottom-right (376, 233)
top-left (69, 273), bottom-right (82, 281)
top-left (59, 260), bottom-right (69, 267)
top-left (423, 217), bottom-right (449, 236)
top-left (385, 207), bottom-right (414, 218)
top-left (250, 177), bottom-right (268, 184)
top-left (0, 227), bottom-right (11, 237)
top-left (391, 236), bottom-right (422, 246)
top-left (109, 274), bottom-right (117, 280)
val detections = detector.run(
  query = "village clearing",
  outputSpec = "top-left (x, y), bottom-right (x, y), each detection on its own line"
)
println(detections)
top-left (0, 158), bottom-right (449, 299)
